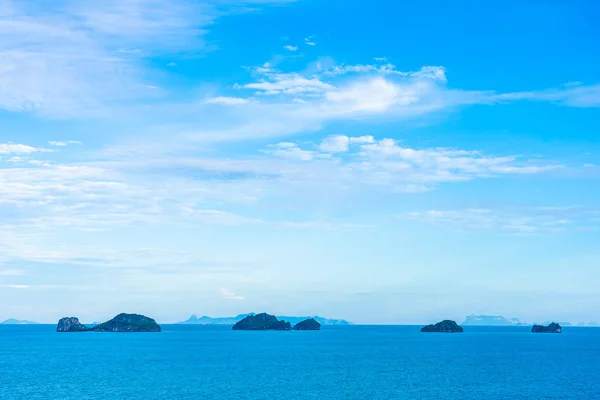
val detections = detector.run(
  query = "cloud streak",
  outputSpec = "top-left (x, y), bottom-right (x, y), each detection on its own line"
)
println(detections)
top-left (402, 207), bottom-right (600, 235)
top-left (219, 287), bottom-right (245, 300)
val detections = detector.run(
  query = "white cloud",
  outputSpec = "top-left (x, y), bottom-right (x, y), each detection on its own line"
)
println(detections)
top-left (7, 284), bottom-right (29, 289)
top-left (410, 66), bottom-right (447, 83)
top-left (265, 142), bottom-right (319, 160)
top-left (319, 135), bottom-right (350, 153)
top-left (324, 78), bottom-right (406, 114)
top-left (48, 141), bottom-right (83, 146)
top-left (260, 136), bottom-right (561, 191)
top-left (174, 60), bottom-right (600, 146)
top-left (323, 64), bottom-right (446, 84)
top-left (304, 37), bottom-right (316, 46)
top-left (350, 135), bottom-right (375, 144)
top-left (318, 135), bottom-right (376, 153)
top-left (0, 144), bottom-right (45, 154)
top-left (283, 45), bottom-right (298, 52)
top-left (242, 73), bottom-right (333, 96)
top-left (325, 63), bottom-right (401, 76)
top-left (219, 287), bottom-right (245, 300)
top-left (0, 135), bottom-right (563, 240)
top-left (204, 96), bottom-right (249, 105)
top-left (0, 134), bottom-right (585, 273)
top-left (358, 138), bottom-right (560, 175)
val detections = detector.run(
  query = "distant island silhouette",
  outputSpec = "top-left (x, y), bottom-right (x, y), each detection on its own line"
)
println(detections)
top-left (57, 313), bottom-right (161, 332)
top-left (178, 312), bottom-right (351, 326)
top-left (1, 318), bottom-right (39, 325)
top-left (462, 315), bottom-right (527, 326)
top-left (576, 321), bottom-right (599, 327)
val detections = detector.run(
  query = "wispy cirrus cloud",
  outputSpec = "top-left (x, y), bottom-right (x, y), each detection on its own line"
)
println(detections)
top-left (5, 284), bottom-right (30, 289)
top-left (0, 0), bottom-right (297, 118)
top-left (493, 84), bottom-right (600, 108)
top-left (0, 134), bottom-right (566, 251)
top-left (401, 207), bottom-right (600, 234)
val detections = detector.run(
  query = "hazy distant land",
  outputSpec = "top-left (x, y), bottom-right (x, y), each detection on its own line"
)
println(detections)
top-left (462, 315), bottom-right (528, 326)
top-left (1, 319), bottom-right (39, 325)
top-left (462, 315), bottom-right (598, 327)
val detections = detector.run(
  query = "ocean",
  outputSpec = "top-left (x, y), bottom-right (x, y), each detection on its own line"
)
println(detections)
top-left (1, 325), bottom-right (599, 399)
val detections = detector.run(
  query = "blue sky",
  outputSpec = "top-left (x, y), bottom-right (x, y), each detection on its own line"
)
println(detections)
top-left (1, 0), bottom-right (599, 324)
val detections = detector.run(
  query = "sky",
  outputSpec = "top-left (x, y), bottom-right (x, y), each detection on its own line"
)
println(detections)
top-left (1, 0), bottom-right (599, 324)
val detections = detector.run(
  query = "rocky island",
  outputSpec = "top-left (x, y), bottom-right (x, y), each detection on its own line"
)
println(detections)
top-left (292, 318), bottom-right (321, 330)
top-left (57, 313), bottom-right (161, 332)
top-left (232, 313), bottom-right (291, 331)
top-left (421, 320), bottom-right (464, 333)
top-left (531, 322), bottom-right (562, 333)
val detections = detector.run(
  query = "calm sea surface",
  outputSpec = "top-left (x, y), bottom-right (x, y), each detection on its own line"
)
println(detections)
top-left (1, 325), bottom-right (599, 399)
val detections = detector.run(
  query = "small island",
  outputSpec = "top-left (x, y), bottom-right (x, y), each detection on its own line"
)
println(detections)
top-left (293, 318), bottom-right (321, 330)
top-left (531, 322), bottom-right (562, 333)
top-left (421, 320), bottom-right (464, 333)
top-left (57, 313), bottom-right (161, 332)
top-left (232, 313), bottom-right (291, 331)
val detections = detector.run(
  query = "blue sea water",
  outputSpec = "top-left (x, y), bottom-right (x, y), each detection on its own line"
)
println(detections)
top-left (1, 325), bottom-right (599, 399)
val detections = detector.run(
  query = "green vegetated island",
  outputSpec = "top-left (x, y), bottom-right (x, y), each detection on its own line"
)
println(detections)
top-left (421, 320), bottom-right (464, 333)
top-left (232, 313), bottom-right (321, 331)
top-left (57, 313), bottom-right (161, 332)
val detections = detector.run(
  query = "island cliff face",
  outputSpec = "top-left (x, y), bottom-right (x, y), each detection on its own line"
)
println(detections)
top-left (293, 318), bottom-right (321, 330)
top-left (421, 320), bottom-right (464, 333)
top-left (532, 322), bottom-right (562, 333)
top-left (232, 313), bottom-right (291, 331)
top-left (57, 313), bottom-right (161, 332)
top-left (57, 317), bottom-right (88, 332)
